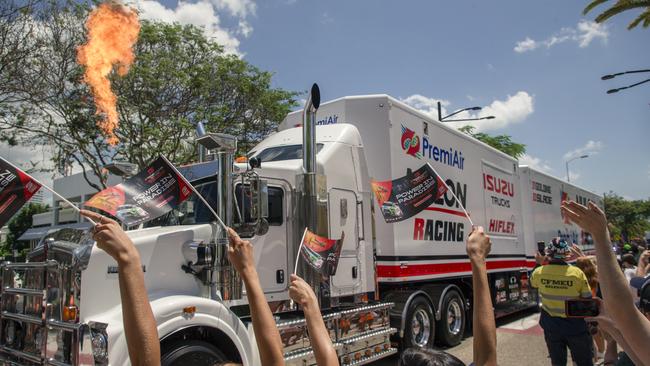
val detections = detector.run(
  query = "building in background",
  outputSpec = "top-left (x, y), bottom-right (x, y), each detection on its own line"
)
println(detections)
top-left (19, 171), bottom-right (122, 249)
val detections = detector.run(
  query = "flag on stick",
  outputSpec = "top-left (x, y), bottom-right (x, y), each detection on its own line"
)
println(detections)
top-left (85, 156), bottom-right (193, 226)
top-left (294, 228), bottom-right (344, 277)
top-left (0, 157), bottom-right (43, 227)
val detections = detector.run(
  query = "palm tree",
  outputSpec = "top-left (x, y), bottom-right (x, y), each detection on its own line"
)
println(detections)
top-left (584, 0), bottom-right (650, 29)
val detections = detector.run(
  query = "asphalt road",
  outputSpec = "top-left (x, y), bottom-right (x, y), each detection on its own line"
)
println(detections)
top-left (371, 310), bottom-right (571, 366)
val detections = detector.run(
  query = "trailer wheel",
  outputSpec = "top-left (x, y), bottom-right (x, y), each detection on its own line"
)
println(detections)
top-left (403, 296), bottom-right (435, 349)
top-left (436, 290), bottom-right (465, 347)
top-left (161, 340), bottom-right (228, 366)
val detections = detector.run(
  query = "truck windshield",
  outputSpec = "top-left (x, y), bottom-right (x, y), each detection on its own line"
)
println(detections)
top-left (143, 180), bottom-right (217, 227)
top-left (254, 143), bottom-right (324, 162)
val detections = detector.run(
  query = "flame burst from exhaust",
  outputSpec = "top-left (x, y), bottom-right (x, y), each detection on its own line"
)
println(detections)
top-left (77, 2), bottom-right (140, 145)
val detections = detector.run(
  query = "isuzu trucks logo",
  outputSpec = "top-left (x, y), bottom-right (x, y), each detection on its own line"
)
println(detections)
top-left (400, 125), bottom-right (422, 158)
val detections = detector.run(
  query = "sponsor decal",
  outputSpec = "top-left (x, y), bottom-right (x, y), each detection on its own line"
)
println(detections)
top-left (316, 114), bottom-right (339, 125)
top-left (85, 156), bottom-right (192, 225)
top-left (371, 164), bottom-right (447, 223)
top-left (413, 218), bottom-right (464, 242)
top-left (488, 219), bottom-right (515, 234)
top-left (483, 173), bottom-right (514, 197)
top-left (532, 180), bottom-right (553, 204)
top-left (400, 125), bottom-right (422, 158)
top-left (0, 158), bottom-right (42, 227)
top-left (400, 125), bottom-right (465, 170)
top-left (299, 229), bottom-right (344, 277)
top-left (490, 196), bottom-right (510, 208)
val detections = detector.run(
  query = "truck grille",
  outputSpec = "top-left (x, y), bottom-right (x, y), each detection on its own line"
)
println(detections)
top-left (0, 261), bottom-right (84, 365)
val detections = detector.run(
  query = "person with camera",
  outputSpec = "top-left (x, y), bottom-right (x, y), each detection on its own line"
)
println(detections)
top-left (531, 237), bottom-right (594, 366)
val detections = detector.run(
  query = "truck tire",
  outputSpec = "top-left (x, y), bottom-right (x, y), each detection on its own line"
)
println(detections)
top-left (161, 340), bottom-right (228, 366)
top-left (436, 290), bottom-right (465, 347)
top-left (402, 296), bottom-right (435, 349)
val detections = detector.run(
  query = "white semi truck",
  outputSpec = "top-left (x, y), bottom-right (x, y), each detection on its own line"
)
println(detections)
top-left (0, 85), bottom-right (602, 366)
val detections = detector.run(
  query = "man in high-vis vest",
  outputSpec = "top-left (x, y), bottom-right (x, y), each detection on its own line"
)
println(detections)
top-left (531, 238), bottom-right (594, 366)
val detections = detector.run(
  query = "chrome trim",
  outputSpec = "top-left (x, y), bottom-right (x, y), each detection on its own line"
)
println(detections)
top-left (339, 328), bottom-right (396, 345)
top-left (342, 348), bottom-right (398, 366)
top-left (339, 302), bottom-right (393, 315)
top-left (2, 312), bottom-right (42, 325)
top-left (0, 346), bottom-right (41, 363)
top-left (2, 288), bottom-right (44, 296)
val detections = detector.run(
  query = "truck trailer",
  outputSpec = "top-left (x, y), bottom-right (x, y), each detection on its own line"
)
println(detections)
top-left (0, 87), bottom-right (603, 365)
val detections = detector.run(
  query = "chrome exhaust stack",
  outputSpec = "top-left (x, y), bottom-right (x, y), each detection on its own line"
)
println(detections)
top-left (302, 83), bottom-right (320, 232)
top-left (195, 128), bottom-right (242, 300)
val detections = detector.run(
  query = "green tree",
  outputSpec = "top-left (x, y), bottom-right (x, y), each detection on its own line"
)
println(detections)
top-left (584, 0), bottom-right (650, 29)
top-left (0, 2), bottom-right (297, 191)
top-left (458, 125), bottom-right (526, 159)
top-left (1, 203), bottom-right (49, 255)
top-left (603, 192), bottom-right (650, 242)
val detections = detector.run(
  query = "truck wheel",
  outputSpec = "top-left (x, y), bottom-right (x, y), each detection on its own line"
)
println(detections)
top-left (436, 290), bottom-right (465, 347)
top-left (402, 296), bottom-right (435, 349)
top-left (161, 340), bottom-right (228, 366)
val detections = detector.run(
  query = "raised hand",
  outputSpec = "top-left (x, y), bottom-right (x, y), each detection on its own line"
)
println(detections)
top-left (289, 274), bottom-right (318, 308)
top-left (81, 210), bottom-right (138, 265)
top-left (467, 226), bottom-right (491, 263)
top-left (561, 201), bottom-right (609, 241)
top-left (226, 227), bottom-right (256, 277)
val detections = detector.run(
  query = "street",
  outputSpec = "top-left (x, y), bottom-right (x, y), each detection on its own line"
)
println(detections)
top-left (371, 310), bottom-right (573, 366)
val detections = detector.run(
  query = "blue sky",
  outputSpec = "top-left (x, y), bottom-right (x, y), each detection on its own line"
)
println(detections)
top-left (5, 0), bottom-right (648, 200)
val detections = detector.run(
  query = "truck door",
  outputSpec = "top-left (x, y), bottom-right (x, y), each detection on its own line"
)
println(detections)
top-left (481, 162), bottom-right (520, 248)
top-left (244, 182), bottom-right (290, 295)
top-left (328, 188), bottom-right (362, 296)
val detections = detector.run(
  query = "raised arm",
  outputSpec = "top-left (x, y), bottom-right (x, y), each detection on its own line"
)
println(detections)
top-left (80, 210), bottom-right (160, 366)
top-left (227, 228), bottom-right (285, 366)
top-left (288, 275), bottom-right (339, 366)
top-left (561, 201), bottom-right (650, 362)
top-left (466, 226), bottom-right (497, 366)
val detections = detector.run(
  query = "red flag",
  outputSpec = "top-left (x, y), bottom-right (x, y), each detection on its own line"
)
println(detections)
top-left (0, 158), bottom-right (42, 227)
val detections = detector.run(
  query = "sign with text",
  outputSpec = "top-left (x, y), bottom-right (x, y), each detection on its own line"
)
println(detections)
top-left (85, 156), bottom-right (192, 225)
top-left (371, 163), bottom-right (447, 223)
top-left (0, 158), bottom-right (42, 227)
top-left (300, 228), bottom-right (344, 277)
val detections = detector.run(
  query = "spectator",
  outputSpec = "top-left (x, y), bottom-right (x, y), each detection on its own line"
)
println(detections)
top-left (531, 237), bottom-right (594, 366)
top-left (636, 249), bottom-right (650, 278)
top-left (226, 228), bottom-right (285, 366)
top-left (81, 210), bottom-right (161, 366)
top-left (399, 347), bottom-right (465, 366)
top-left (621, 254), bottom-right (637, 278)
top-left (398, 226), bottom-right (497, 366)
top-left (288, 275), bottom-right (339, 366)
top-left (574, 257), bottom-right (605, 363)
top-left (561, 200), bottom-right (650, 364)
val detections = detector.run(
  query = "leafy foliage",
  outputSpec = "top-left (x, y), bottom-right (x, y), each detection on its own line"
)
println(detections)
top-left (584, 0), bottom-right (650, 29)
top-left (603, 192), bottom-right (650, 242)
top-left (458, 125), bottom-right (526, 159)
top-left (1, 203), bottom-right (49, 255)
top-left (0, 1), bottom-right (298, 191)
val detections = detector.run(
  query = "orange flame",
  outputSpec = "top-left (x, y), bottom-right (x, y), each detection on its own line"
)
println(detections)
top-left (77, 2), bottom-right (140, 145)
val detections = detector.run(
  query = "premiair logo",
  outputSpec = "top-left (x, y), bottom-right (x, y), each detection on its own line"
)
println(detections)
top-left (400, 125), bottom-right (465, 170)
top-left (400, 125), bottom-right (422, 158)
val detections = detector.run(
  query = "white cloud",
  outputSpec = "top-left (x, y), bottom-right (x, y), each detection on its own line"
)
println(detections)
top-left (514, 20), bottom-right (608, 53)
top-left (402, 92), bottom-right (534, 132)
top-left (213, 0), bottom-right (256, 18)
top-left (131, 0), bottom-right (256, 55)
top-left (563, 140), bottom-right (604, 160)
top-left (519, 154), bottom-right (553, 174)
top-left (514, 37), bottom-right (538, 53)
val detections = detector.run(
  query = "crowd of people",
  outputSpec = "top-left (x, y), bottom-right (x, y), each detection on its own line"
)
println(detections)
top-left (79, 199), bottom-right (650, 366)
